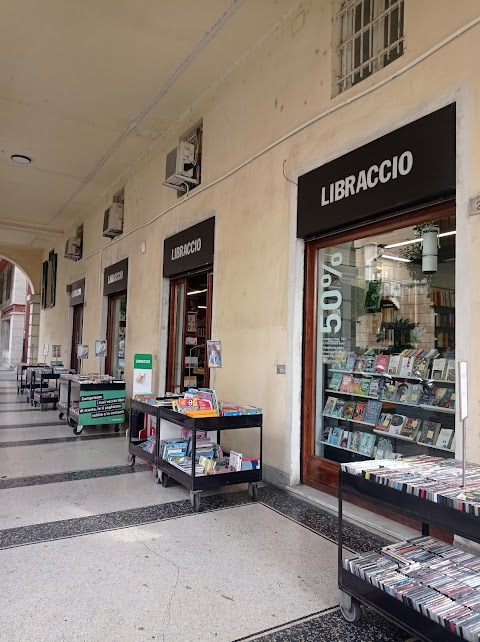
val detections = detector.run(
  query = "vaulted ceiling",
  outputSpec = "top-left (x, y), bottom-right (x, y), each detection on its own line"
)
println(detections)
top-left (0, 0), bottom-right (294, 248)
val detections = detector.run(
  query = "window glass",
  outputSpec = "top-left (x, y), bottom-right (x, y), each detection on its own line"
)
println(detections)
top-left (316, 218), bottom-right (456, 463)
top-left (111, 296), bottom-right (127, 379)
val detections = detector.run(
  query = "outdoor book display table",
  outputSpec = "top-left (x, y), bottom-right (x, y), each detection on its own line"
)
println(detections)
top-left (26, 368), bottom-right (69, 410)
top-left (16, 363), bottom-right (47, 394)
top-left (338, 458), bottom-right (480, 641)
top-left (128, 399), bottom-right (262, 512)
top-left (59, 375), bottom-right (125, 435)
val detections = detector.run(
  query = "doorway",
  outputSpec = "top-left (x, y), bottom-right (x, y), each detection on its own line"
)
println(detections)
top-left (106, 292), bottom-right (127, 379)
top-left (70, 305), bottom-right (83, 372)
top-left (167, 271), bottom-right (213, 394)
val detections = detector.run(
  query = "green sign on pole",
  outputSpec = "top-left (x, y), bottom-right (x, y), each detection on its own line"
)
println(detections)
top-left (133, 353), bottom-right (153, 395)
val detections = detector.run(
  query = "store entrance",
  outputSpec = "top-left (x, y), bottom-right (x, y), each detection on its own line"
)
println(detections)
top-left (70, 305), bottom-right (83, 372)
top-left (167, 270), bottom-right (213, 394)
top-left (106, 292), bottom-right (127, 379)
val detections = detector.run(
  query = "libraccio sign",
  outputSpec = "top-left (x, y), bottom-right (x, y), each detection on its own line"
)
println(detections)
top-left (297, 105), bottom-right (456, 239)
top-left (163, 217), bottom-right (215, 278)
top-left (69, 278), bottom-right (85, 306)
top-left (104, 258), bottom-right (128, 295)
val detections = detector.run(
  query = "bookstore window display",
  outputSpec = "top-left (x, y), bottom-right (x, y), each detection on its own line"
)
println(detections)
top-left (316, 217), bottom-right (456, 466)
top-left (107, 294), bottom-right (127, 379)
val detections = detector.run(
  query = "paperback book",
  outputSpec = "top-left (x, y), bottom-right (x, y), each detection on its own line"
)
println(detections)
top-left (332, 399), bottom-right (346, 418)
top-left (375, 355), bottom-right (390, 373)
top-left (417, 421), bottom-right (441, 446)
top-left (376, 413), bottom-right (393, 432)
top-left (343, 401), bottom-right (356, 420)
top-left (435, 428), bottom-right (454, 450)
top-left (340, 375), bottom-right (354, 393)
top-left (368, 378), bottom-right (381, 398)
top-left (329, 372), bottom-right (343, 391)
top-left (364, 400), bottom-right (382, 426)
top-left (352, 401), bottom-right (367, 422)
top-left (405, 384), bottom-right (422, 406)
top-left (346, 353), bottom-right (357, 371)
top-left (431, 358), bottom-right (447, 381)
top-left (389, 414), bottom-right (407, 435)
top-left (400, 417), bottom-right (421, 439)
top-left (381, 382), bottom-right (397, 402)
top-left (445, 360), bottom-right (456, 383)
top-left (329, 426), bottom-right (343, 446)
top-left (394, 382), bottom-right (410, 404)
top-left (387, 355), bottom-right (401, 375)
top-left (323, 396), bottom-right (338, 416)
top-left (359, 432), bottom-right (376, 456)
top-left (358, 378), bottom-right (371, 397)
top-left (350, 431), bottom-right (362, 452)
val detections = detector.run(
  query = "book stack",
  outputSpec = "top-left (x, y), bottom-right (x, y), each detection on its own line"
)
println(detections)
top-left (323, 396), bottom-right (382, 425)
top-left (161, 438), bottom-right (189, 460)
top-left (169, 456), bottom-right (204, 476)
top-left (329, 350), bottom-right (449, 381)
top-left (138, 436), bottom-right (156, 455)
top-left (344, 536), bottom-right (480, 640)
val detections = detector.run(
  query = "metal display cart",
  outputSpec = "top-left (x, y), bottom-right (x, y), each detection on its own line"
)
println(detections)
top-left (17, 363), bottom-right (47, 395)
top-left (59, 375), bottom-right (126, 435)
top-left (26, 368), bottom-right (59, 408)
top-left (129, 400), bottom-right (262, 512)
top-left (338, 467), bottom-right (480, 641)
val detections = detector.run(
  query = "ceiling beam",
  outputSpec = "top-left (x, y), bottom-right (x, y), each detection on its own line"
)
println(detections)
top-left (0, 217), bottom-right (64, 238)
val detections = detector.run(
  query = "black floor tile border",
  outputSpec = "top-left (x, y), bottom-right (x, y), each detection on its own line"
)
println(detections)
top-left (0, 432), bottom-right (125, 448)
top-left (0, 463), bottom-right (151, 489)
top-left (0, 421), bottom-right (67, 430)
top-left (233, 607), bottom-right (339, 642)
top-left (0, 407), bottom-right (47, 413)
top-left (243, 607), bottom-right (411, 642)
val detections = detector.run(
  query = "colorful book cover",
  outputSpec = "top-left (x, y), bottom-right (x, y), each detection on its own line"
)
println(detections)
top-left (331, 399), bottom-right (346, 418)
top-left (435, 428), bottom-right (454, 450)
top-left (364, 400), bottom-right (382, 425)
top-left (359, 432), bottom-right (376, 456)
top-left (419, 387), bottom-right (433, 405)
top-left (368, 378), bottom-right (380, 398)
top-left (322, 425), bottom-right (332, 442)
top-left (394, 382), bottom-right (410, 404)
top-left (343, 401), bottom-right (356, 420)
top-left (400, 417), bottom-right (421, 439)
top-left (440, 390), bottom-right (455, 410)
top-left (323, 396), bottom-right (338, 416)
top-left (405, 384), bottom-right (422, 406)
top-left (376, 413), bottom-right (393, 431)
top-left (364, 356), bottom-right (376, 373)
top-left (353, 356), bottom-right (367, 373)
top-left (351, 377), bottom-right (362, 395)
top-left (431, 358), bottom-right (447, 381)
top-left (346, 353), bottom-right (357, 371)
top-left (352, 401), bottom-right (367, 422)
top-left (350, 431), bottom-right (362, 452)
top-left (329, 372), bottom-right (343, 391)
top-left (398, 356), bottom-right (415, 378)
top-left (329, 426), bottom-right (343, 446)
top-left (414, 357), bottom-right (430, 379)
top-left (445, 360), bottom-right (456, 383)
top-left (340, 374), bottom-right (354, 393)
top-left (387, 355), bottom-right (401, 375)
top-left (340, 431), bottom-right (350, 449)
top-left (417, 421), bottom-right (441, 445)
top-left (381, 382), bottom-right (397, 402)
top-left (389, 414), bottom-right (407, 435)
top-left (430, 387), bottom-right (447, 407)
top-left (375, 355), bottom-right (390, 373)
top-left (358, 378), bottom-right (371, 396)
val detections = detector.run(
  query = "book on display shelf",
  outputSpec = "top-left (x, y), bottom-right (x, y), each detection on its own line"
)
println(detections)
top-left (329, 372), bottom-right (343, 391)
top-left (405, 384), bottom-right (422, 406)
top-left (435, 428), bottom-right (454, 450)
top-left (375, 355), bottom-right (390, 373)
top-left (359, 378), bottom-right (371, 396)
top-left (394, 382), bottom-right (410, 404)
top-left (354, 356), bottom-right (367, 373)
top-left (381, 382), bottom-right (397, 402)
top-left (343, 401), bottom-right (356, 420)
top-left (400, 417), bottom-right (421, 439)
top-left (387, 355), bottom-right (401, 375)
top-left (332, 399), bottom-right (346, 418)
top-left (351, 377), bottom-right (362, 395)
top-left (340, 430), bottom-right (351, 449)
top-left (388, 414), bottom-right (408, 436)
top-left (329, 426), bottom-right (343, 446)
top-left (368, 378), bottom-right (381, 398)
top-left (398, 356), bottom-right (415, 377)
top-left (431, 358), bottom-right (448, 381)
top-left (376, 413), bottom-right (393, 432)
top-left (340, 374), bottom-right (354, 393)
top-left (416, 421), bottom-right (441, 446)
top-left (445, 360), bottom-right (456, 383)
top-left (352, 401), bottom-right (367, 422)
top-left (350, 431), bottom-right (362, 452)
top-left (323, 396), bottom-right (338, 416)
top-left (346, 353), bottom-right (357, 371)
top-left (364, 400), bottom-right (382, 425)
top-left (359, 432), bottom-right (376, 457)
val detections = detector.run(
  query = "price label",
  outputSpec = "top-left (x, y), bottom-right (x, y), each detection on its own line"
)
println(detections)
top-left (320, 252), bottom-right (343, 334)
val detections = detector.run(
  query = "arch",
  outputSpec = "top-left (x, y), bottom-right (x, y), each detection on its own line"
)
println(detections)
top-left (0, 245), bottom-right (44, 294)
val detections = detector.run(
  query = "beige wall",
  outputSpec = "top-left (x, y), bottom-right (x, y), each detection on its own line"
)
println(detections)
top-left (39, 1), bottom-right (480, 482)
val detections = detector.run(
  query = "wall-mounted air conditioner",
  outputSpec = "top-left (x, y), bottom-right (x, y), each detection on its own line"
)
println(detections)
top-left (164, 141), bottom-right (199, 192)
top-left (103, 203), bottom-right (124, 238)
top-left (64, 237), bottom-right (82, 261)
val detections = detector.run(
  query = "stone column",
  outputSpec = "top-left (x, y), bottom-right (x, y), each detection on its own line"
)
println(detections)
top-left (27, 293), bottom-right (40, 364)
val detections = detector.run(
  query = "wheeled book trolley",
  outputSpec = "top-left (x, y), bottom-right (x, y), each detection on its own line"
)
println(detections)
top-left (27, 368), bottom-right (61, 410)
top-left (338, 467), bottom-right (480, 641)
top-left (17, 363), bottom-right (47, 394)
top-left (128, 400), bottom-right (262, 512)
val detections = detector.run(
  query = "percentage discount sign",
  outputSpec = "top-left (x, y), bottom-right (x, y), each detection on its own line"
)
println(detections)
top-left (320, 252), bottom-right (343, 334)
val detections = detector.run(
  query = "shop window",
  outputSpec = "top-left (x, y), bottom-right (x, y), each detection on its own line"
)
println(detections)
top-left (335, 0), bottom-right (404, 94)
top-left (41, 250), bottom-right (58, 309)
top-left (107, 293), bottom-right (127, 379)
top-left (310, 214), bottom-right (455, 472)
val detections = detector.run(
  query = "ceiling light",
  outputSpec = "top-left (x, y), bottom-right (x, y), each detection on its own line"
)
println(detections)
top-left (382, 254), bottom-right (411, 263)
top-left (385, 230), bottom-right (456, 249)
top-left (187, 289), bottom-right (207, 296)
top-left (11, 154), bottom-right (31, 164)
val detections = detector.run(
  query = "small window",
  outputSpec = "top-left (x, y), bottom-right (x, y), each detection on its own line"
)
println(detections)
top-left (335, 0), bottom-right (404, 94)
top-left (41, 250), bottom-right (58, 309)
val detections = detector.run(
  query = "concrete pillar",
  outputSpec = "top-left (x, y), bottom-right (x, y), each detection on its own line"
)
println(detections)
top-left (27, 293), bottom-right (41, 364)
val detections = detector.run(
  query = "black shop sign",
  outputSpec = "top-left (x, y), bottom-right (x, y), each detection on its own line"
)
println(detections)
top-left (69, 279), bottom-right (85, 306)
top-left (104, 258), bottom-right (128, 295)
top-left (163, 217), bottom-right (215, 278)
top-left (297, 104), bottom-right (456, 239)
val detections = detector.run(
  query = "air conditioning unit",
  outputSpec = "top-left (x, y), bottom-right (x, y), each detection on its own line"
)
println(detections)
top-left (64, 237), bottom-right (82, 261)
top-left (164, 141), bottom-right (199, 192)
top-left (103, 203), bottom-right (124, 238)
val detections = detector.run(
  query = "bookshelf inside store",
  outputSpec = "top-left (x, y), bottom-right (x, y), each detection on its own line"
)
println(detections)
top-left (316, 218), bottom-right (456, 468)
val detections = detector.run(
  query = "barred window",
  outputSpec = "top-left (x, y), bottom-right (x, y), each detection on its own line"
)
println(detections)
top-left (336, 0), bottom-right (404, 93)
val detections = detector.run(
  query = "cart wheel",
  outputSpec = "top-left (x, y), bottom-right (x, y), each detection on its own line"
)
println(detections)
top-left (161, 474), bottom-right (171, 488)
top-left (127, 454), bottom-right (136, 467)
top-left (73, 424), bottom-right (83, 436)
top-left (114, 424), bottom-right (120, 433)
top-left (339, 591), bottom-right (361, 623)
top-left (191, 492), bottom-right (200, 513)
top-left (59, 412), bottom-right (64, 420)
top-left (250, 483), bottom-right (258, 502)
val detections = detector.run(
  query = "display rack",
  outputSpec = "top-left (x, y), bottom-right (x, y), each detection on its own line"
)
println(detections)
top-left (25, 368), bottom-right (58, 409)
top-left (129, 400), bottom-right (262, 512)
top-left (337, 467), bottom-right (479, 641)
top-left (17, 363), bottom-right (47, 395)
top-left (59, 375), bottom-right (126, 435)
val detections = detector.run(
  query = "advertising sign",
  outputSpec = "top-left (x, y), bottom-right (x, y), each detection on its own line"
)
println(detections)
top-left (133, 353), bottom-right (153, 395)
top-left (79, 388), bottom-right (125, 425)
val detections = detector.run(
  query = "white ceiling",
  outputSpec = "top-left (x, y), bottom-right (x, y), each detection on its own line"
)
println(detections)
top-left (0, 0), bottom-right (295, 248)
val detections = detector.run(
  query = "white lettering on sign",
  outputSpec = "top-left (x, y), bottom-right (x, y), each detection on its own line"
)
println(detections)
top-left (320, 252), bottom-right (343, 334)
top-left (107, 271), bottom-right (123, 284)
top-left (171, 238), bottom-right (202, 261)
top-left (71, 288), bottom-right (82, 298)
top-left (320, 151), bottom-right (414, 207)
top-left (136, 359), bottom-right (150, 364)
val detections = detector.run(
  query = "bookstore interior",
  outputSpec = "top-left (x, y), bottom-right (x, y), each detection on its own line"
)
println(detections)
top-left (311, 212), bottom-right (456, 478)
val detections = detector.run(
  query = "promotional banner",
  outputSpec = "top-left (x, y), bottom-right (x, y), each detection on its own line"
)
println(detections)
top-left (79, 388), bottom-right (125, 425)
top-left (133, 353), bottom-right (153, 395)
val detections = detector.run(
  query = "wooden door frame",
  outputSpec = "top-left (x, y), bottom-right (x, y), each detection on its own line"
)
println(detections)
top-left (166, 277), bottom-right (187, 393)
top-left (106, 291), bottom-right (127, 376)
top-left (70, 304), bottom-right (84, 372)
top-left (302, 200), bottom-right (456, 493)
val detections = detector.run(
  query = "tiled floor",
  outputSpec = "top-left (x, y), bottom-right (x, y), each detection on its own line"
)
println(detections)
top-left (0, 370), bottom-right (412, 641)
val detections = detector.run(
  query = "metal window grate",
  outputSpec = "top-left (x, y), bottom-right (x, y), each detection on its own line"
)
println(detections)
top-left (336, 0), bottom-right (404, 93)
